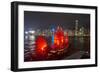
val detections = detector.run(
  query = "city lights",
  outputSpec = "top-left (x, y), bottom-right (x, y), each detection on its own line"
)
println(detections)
top-left (29, 30), bottom-right (35, 34)
top-left (25, 31), bottom-right (28, 34)
top-left (24, 22), bottom-right (90, 61)
top-left (29, 35), bottom-right (35, 40)
top-left (25, 36), bottom-right (28, 40)
top-left (24, 11), bottom-right (90, 62)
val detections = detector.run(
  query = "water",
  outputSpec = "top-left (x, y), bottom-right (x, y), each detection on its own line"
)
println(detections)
top-left (66, 36), bottom-right (90, 59)
top-left (24, 36), bottom-right (90, 62)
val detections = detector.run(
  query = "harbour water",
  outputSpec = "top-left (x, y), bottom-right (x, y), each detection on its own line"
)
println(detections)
top-left (24, 36), bottom-right (90, 62)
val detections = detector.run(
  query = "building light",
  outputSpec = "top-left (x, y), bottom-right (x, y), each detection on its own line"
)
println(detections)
top-left (29, 30), bottom-right (35, 34)
top-left (25, 36), bottom-right (28, 39)
top-left (25, 31), bottom-right (28, 34)
top-left (29, 35), bottom-right (35, 40)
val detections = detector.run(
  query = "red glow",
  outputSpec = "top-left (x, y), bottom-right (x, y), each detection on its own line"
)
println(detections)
top-left (34, 26), bottom-right (69, 60)
top-left (65, 32), bottom-right (69, 48)
top-left (54, 26), bottom-right (67, 49)
top-left (35, 36), bottom-right (48, 57)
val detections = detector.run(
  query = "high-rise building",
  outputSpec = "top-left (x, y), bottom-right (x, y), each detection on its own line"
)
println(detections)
top-left (75, 20), bottom-right (79, 36)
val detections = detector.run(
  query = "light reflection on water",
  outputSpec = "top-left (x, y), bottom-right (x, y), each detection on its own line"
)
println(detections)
top-left (24, 36), bottom-right (90, 61)
top-left (68, 36), bottom-right (90, 58)
top-left (73, 36), bottom-right (84, 50)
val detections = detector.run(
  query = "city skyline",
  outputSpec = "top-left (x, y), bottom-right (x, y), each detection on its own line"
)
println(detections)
top-left (24, 11), bottom-right (90, 31)
top-left (24, 11), bottom-right (90, 61)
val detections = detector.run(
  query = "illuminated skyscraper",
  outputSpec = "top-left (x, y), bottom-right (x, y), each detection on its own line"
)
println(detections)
top-left (75, 20), bottom-right (79, 36)
top-left (50, 24), bottom-right (55, 44)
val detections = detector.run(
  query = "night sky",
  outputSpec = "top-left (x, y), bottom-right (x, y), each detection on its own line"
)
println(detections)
top-left (24, 11), bottom-right (90, 31)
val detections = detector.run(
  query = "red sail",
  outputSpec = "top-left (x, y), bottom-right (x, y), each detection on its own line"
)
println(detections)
top-left (53, 26), bottom-right (69, 49)
top-left (54, 26), bottom-right (65, 49)
top-left (35, 36), bottom-right (48, 60)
